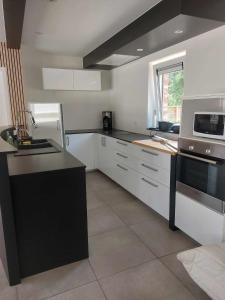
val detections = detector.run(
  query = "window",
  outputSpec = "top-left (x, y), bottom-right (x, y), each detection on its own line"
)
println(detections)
top-left (155, 62), bottom-right (184, 124)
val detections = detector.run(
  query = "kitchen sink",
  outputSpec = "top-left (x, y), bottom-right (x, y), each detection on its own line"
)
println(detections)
top-left (17, 139), bottom-right (53, 150)
top-left (14, 139), bottom-right (61, 156)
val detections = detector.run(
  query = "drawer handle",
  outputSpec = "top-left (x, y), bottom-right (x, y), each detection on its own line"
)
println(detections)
top-left (141, 177), bottom-right (158, 188)
top-left (117, 141), bottom-right (127, 146)
top-left (142, 149), bottom-right (158, 156)
top-left (141, 163), bottom-right (158, 172)
top-left (116, 153), bottom-right (128, 159)
top-left (117, 164), bottom-right (128, 171)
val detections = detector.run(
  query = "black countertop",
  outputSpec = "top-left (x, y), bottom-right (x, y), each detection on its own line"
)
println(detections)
top-left (65, 129), bottom-right (151, 143)
top-left (7, 139), bottom-right (85, 176)
top-left (0, 127), bottom-right (85, 176)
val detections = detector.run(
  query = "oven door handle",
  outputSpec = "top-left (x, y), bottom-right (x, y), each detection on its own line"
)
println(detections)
top-left (178, 152), bottom-right (217, 165)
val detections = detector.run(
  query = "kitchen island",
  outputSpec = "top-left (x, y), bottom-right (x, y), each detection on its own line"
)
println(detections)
top-left (0, 128), bottom-right (88, 286)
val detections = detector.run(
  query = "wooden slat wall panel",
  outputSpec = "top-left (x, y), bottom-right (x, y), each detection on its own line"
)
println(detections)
top-left (0, 42), bottom-right (26, 127)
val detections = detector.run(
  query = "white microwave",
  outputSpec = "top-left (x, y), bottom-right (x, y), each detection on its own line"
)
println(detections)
top-left (193, 112), bottom-right (225, 140)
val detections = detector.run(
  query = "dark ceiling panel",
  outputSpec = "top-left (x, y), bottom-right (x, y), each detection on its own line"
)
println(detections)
top-left (83, 0), bottom-right (182, 68)
top-left (83, 0), bottom-right (225, 70)
top-left (181, 0), bottom-right (225, 22)
top-left (3, 0), bottom-right (26, 49)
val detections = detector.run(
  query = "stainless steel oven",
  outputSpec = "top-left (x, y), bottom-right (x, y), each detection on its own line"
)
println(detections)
top-left (177, 138), bottom-right (225, 214)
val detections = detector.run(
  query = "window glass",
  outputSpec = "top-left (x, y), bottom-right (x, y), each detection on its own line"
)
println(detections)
top-left (156, 63), bottom-right (184, 123)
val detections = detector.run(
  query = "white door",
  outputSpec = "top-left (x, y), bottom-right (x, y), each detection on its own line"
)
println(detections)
top-left (0, 68), bottom-right (12, 126)
top-left (66, 133), bottom-right (97, 171)
top-left (29, 103), bottom-right (64, 146)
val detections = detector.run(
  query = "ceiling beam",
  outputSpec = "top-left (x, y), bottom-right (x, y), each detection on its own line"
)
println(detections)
top-left (3, 0), bottom-right (26, 49)
top-left (83, 0), bottom-right (225, 69)
top-left (83, 0), bottom-right (181, 69)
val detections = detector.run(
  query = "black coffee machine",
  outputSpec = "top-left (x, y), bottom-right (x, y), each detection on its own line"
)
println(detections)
top-left (102, 111), bottom-right (112, 131)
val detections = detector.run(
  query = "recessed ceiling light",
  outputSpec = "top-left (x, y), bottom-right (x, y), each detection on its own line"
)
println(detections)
top-left (174, 30), bottom-right (183, 34)
top-left (137, 48), bottom-right (144, 52)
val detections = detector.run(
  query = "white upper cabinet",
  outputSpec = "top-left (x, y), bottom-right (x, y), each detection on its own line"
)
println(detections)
top-left (42, 68), bottom-right (74, 90)
top-left (74, 70), bottom-right (101, 91)
top-left (42, 68), bottom-right (101, 91)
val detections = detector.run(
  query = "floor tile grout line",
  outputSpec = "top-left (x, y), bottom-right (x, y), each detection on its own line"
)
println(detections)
top-left (88, 224), bottom-right (134, 241)
top-left (159, 258), bottom-right (200, 300)
top-left (87, 175), bottom-right (189, 260)
top-left (88, 223), bottom-right (126, 239)
top-left (128, 222), bottom-right (198, 260)
top-left (97, 257), bottom-right (160, 284)
top-left (86, 177), bottom-right (162, 289)
top-left (40, 278), bottom-right (97, 300)
top-left (88, 173), bottom-right (201, 298)
top-left (88, 259), bottom-right (109, 300)
top-left (16, 286), bottom-right (19, 300)
top-left (90, 256), bottom-right (155, 282)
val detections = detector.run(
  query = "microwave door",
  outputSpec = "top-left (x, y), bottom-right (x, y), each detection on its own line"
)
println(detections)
top-left (193, 113), bottom-right (225, 140)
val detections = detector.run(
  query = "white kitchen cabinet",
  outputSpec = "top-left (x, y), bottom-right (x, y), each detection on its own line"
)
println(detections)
top-left (74, 70), bottom-right (101, 91)
top-left (42, 68), bottom-right (101, 91)
top-left (66, 133), bottom-right (171, 220)
top-left (97, 135), bottom-right (114, 178)
top-left (137, 174), bottom-right (170, 219)
top-left (175, 192), bottom-right (225, 245)
top-left (131, 143), bottom-right (171, 170)
top-left (66, 133), bottom-right (97, 171)
top-left (42, 68), bottom-right (74, 90)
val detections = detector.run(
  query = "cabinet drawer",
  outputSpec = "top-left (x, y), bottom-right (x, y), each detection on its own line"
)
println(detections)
top-left (131, 144), bottom-right (171, 170)
top-left (112, 162), bottom-right (138, 197)
top-left (113, 150), bottom-right (170, 187)
top-left (113, 139), bottom-right (131, 154)
top-left (138, 160), bottom-right (170, 187)
top-left (137, 174), bottom-right (170, 219)
top-left (113, 150), bottom-right (137, 170)
top-left (175, 192), bottom-right (225, 245)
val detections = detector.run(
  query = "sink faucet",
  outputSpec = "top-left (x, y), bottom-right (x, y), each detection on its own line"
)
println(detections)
top-left (15, 110), bottom-right (38, 140)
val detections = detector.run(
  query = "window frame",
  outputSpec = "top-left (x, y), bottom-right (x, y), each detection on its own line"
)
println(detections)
top-left (151, 56), bottom-right (185, 127)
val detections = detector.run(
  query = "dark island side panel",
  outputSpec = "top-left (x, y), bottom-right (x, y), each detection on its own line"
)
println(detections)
top-left (10, 167), bottom-right (88, 278)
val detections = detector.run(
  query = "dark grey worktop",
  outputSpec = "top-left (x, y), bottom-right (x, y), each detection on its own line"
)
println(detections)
top-left (65, 129), bottom-right (151, 143)
top-left (7, 139), bottom-right (85, 176)
top-left (0, 127), bottom-right (85, 176)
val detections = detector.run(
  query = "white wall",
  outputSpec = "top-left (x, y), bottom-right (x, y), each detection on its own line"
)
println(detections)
top-left (21, 45), bottom-right (111, 130)
top-left (0, 0), bottom-right (6, 42)
top-left (0, 68), bottom-right (12, 126)
top-left (110, 25), bottom-right (225, 134)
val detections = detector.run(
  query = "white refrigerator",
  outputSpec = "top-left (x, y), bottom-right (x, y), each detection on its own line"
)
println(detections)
top-left (29, 103), bottom-right (65, 147)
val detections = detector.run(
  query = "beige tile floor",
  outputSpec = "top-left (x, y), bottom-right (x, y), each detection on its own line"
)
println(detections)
top-left (0, 171), bottom-right (211, 300)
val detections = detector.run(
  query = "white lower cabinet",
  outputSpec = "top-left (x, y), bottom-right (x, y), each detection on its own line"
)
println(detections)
top-left (138, 174), bottom-right (170, 220)
top-left (98, 135), bottom-right (114, 178)
top-left (175, 192), bottom-right (225, 245)
top-left (113, 162), bottom-right (138, 197)
top-left (67, 133), bottom-right (171, 220)
top-left (65, 133), bottom-right (97, 171)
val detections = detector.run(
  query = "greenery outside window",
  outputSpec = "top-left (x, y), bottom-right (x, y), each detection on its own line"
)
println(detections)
top-left (156, 62), bottom-right (184, 124)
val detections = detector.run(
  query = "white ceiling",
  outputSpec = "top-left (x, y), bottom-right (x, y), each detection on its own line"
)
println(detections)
top-left (0, 0), bottom-right (6, 42)
top-left (22, 0), bottom-right (161, 57)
